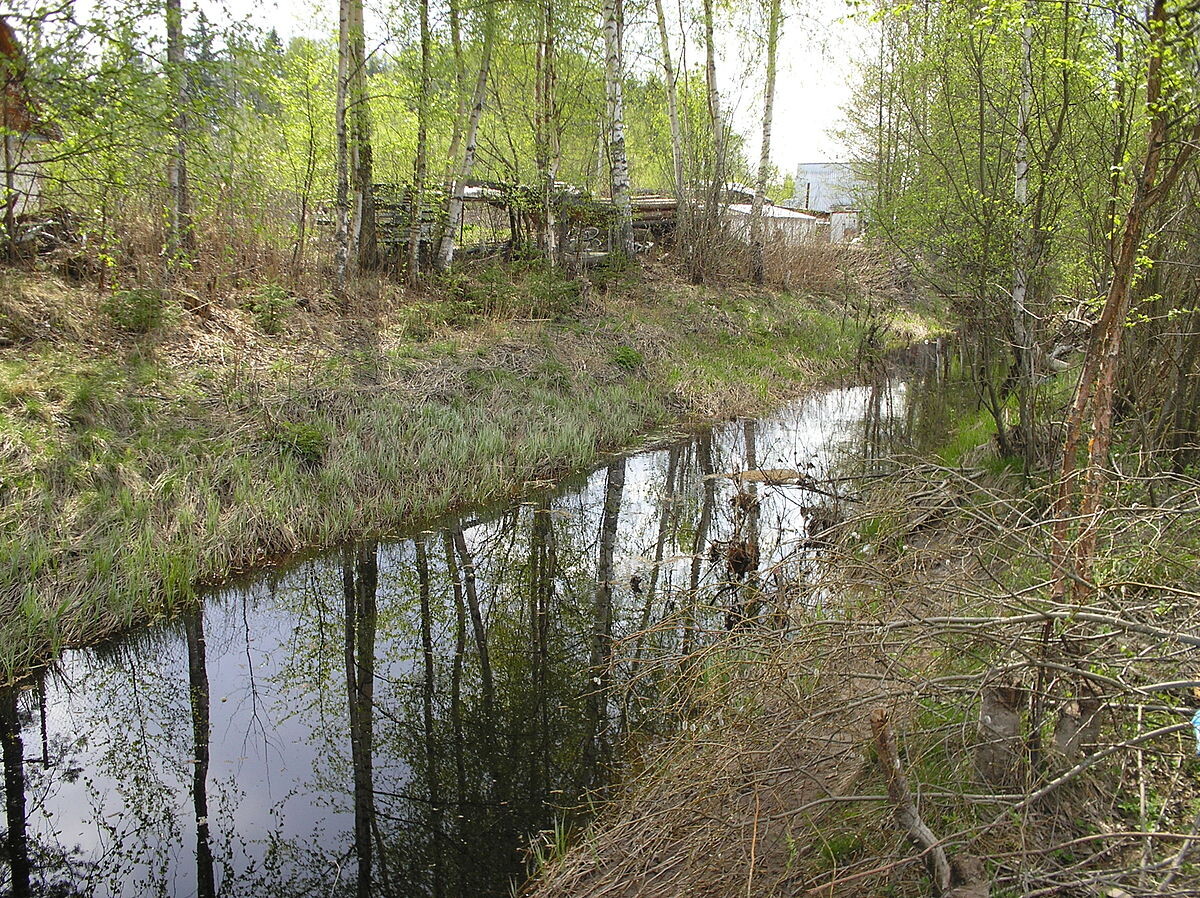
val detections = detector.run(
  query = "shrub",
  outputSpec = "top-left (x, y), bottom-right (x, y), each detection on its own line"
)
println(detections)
top-left (248, 284), bottom-right (295, 335)
top-left (268, 420), bottom-right (329, 468)
top-left (104, 288), bottom-right (164, 333)
top-left (611, 344), bottom-right (643, 371)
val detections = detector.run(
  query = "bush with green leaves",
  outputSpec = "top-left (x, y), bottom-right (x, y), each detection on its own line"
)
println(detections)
top-left (247, 284), bottom-right (296, 335)
top-left (268, 420), bottom-right (329, 468)
top-left (103, 288), bottom-right (164, 334)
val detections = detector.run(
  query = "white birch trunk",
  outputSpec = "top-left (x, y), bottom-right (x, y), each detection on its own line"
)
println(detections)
top-left (602, 0), bottom-right (634, 258)
top-left (435, 7), bottom-right (496, 272)
top-left (1012, 16), bottom-right (1034, 461)
top-left (334, 0), bottom-right (352, 293)
top-left (750, 0), bottom-right (781, 284)
top-left (702, 0), bottom-right (726, 200)
top-left (407, 0), bottom-right (430, 285)
top-left (348, 0), bottom-right (376, 270)
top-left (652, 0), bottom-right (684, 199)
top-left (165, 0), bottom-right (193, 265)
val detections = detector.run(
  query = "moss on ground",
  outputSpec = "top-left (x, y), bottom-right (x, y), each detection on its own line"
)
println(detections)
top-left (0, 264), bottom-right (943, 678)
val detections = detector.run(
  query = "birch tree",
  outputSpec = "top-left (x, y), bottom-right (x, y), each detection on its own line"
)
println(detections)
top-left (333, 0), bottom-right (352, 292)
top-left (407, 0), bottom-right (430, 285)
top-left (750, 0), bottom-right (782, 285)
top-left (651, 0), bottom-right (683, 198)
top-left (1010, 12), bottom-right (1034, 465)
top-left (165, 0), bottom-right (193, 265)
top-left (535, 1), bottom-right (561, 263)
top-left (348, 0), bottom-right (376, 270)
top-left (435, 3), bottom-right (496, 272)
top-left (602, 0), bottom-right (634, 259)
top-left (702, 0), bottom-right (725, 198)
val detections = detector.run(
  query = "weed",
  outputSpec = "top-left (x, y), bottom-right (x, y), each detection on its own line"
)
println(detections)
top-left (611, 344), bottom-right (643, 371)
top-left (267, 420), bottom-right (329, 468)
top-left (247, 284), bottom-right (295, 335)
top-left (104, 288), bottom-right (164, 333)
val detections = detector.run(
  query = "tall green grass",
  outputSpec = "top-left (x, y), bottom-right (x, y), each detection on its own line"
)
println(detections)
top-left (0, 275), bottom-right (925, 678)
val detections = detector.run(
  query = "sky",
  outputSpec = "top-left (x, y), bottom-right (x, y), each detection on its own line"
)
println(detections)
top-left (716, 1), bottom-right (869, 172)
top-left (41, 0), bottom-right (871, 176)
top-left (211, 0), bottom-right (870, 173)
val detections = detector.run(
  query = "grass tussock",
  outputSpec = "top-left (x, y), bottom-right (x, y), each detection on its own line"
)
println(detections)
top-left (528, 461), bottom-right (1200, 897)
top-left (0, 261), bottom-right (929, 678)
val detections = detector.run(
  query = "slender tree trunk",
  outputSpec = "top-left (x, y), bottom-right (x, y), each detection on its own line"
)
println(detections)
top-left (334, 0), bottom-right (352, 293)
top-left (0, 686), bottom-right (30, 898)
top-left (435, 7), bottom-right (496, 271)
top-left (444, 532), bottom-right (467, 808)
top-left (348, 0), bottom-right (377, 270)
top-left (3, 136), bottom-right (17, 262)
top-left (407, 0), bottom-right (431, 285)
top-left (739, 420), bottom-right (762, 620)
top-left (583, 460), bottom-right (626, 790)
top-left (452, 529), bottom-right (494, 720)
top-left (444, 0), bottom-right (468, 183)
top-left (652, 0), bottom-right (684, 199)
top-left (1012, 14), bottom-right (1035, 466)
top-left (602, 0), bottom-right (635, 259)
top-left (750, 0), bottom-right (781, 285)
top-left (633, 446), bottom-right (680, 659)
top-left (291, 78), bottom-right (319, 282)
top-left (702, 0), bottom-right (726, 201)
top-left (1050, 0), bottom-right (1200, 602)
top-left (165, 0), bottom-right (193, 267)
top-left (184, 610), bottom-right (216, 898)
top-left (415, 537), bottom-right (445, 898)
top-left (343, 544), bottom-right (378, 898)
top-left (683, 434), bottom-right (715, 662)
top-left (534, 1), bottom-right (560, 264)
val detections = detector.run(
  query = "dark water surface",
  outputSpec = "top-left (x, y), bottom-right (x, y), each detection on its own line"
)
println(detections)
top-left (1, 343), bottom-right (960, 897)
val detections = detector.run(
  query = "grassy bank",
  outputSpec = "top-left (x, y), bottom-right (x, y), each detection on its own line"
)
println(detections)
top-left (527, 409), bottom-right (1200, 897)
top-left (0, 260), bottom-right (939, 677)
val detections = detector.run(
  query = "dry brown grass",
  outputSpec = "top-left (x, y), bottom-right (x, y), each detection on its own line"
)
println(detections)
top-left (527, 464), bottom-right (1200, 897)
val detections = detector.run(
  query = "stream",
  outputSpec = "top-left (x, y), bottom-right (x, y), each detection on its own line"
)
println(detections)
top-left (0, 341), bottom-right (963, 898)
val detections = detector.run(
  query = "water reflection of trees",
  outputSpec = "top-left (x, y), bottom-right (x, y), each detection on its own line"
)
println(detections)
top-left (5, 378), bottom-right (924, 897)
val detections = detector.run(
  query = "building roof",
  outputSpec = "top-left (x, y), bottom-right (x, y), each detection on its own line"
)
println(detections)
top-left (726, 203), bottom-right (821, 221)
top-left (1, 17), bottom-right (58, 140)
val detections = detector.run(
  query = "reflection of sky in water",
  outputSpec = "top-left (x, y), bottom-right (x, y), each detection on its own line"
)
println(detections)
top-left (8, 373), bottom-right (928, 898)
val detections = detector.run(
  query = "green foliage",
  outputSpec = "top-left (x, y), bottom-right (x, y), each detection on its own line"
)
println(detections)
top-left (267, 420), bottom-right (329, 468)
top-left (247, 284), bottom-right (295, 335)
top-left (611, 344), bottom-right (643, 371)
top-left (103, 288), bottom-right (164, 334)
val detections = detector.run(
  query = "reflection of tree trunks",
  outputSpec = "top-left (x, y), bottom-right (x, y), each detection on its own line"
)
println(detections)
top-left (452, 529), bottom-right (494, 721)
top-left (683, 435), bottom-right (714, 661)
top-left (0, 685), bottom-right (30, 898)
top-left (528, 497), bottom-right (555, 795)
top-left (183, 608), bottom-right (216, 898)
top-left (740, 421), bottom-right (762, 620)
top-left (583, 460), bottom-right (626, 789)
top-left (863, 379), bottom-right (884, 470)
top-left (415, 537), bottom-right (445, 898)
top-left (634, 446), bottom-right (680, 657)
top-left (444, 532), bottom-right (467, 806)
top-left (343, 543), bottom-right (378, 898)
